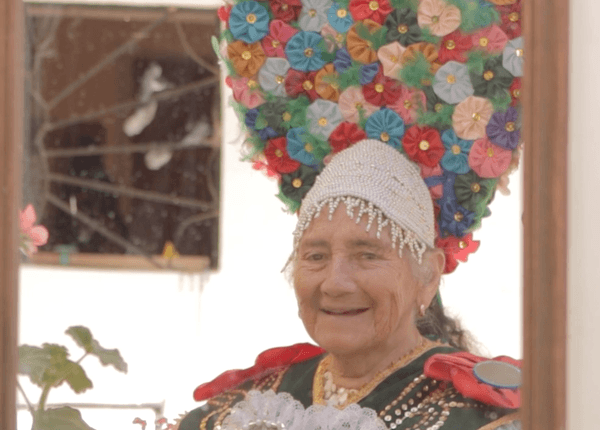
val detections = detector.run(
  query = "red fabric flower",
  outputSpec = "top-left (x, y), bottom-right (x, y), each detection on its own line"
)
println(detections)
top-left (348, 0), bottom-right (393, 25)
top-left (438, 30), bottom-right (473, 64)
top-left (193, 343), bottom-right (325, 401)
top-left (218, 5), bottom-right (232, 23)
top-left (269, 0), bottom-right (302, 23)
top-left (252, 159), bottom-right (280, 179)
top-left (329, 122), bottom-right (367, 153)
top-left (285, 69), bottom-right (320, 101)
top-left (265, 137), bottom-right (301, 173)
top-left (435, 233), bottom-right (480, 273)
top-left (362, 71), bottom-right (403, 106)
top-left (401, 126), bottom-right (445, 167)
top-left (261, 20), bottom-right (299, 57)
top-left (419, 163), bottom-right (444, 200)
top-left (424, 352), bottom-right (521, 409)
top-left (497, 2), bottom-right (522, 40)
top-left (509, 78), bottom-right (521, 107)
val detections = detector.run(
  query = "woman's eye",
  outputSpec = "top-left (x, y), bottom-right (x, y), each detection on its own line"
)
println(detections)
top-left (306, 253), bottom-right (325, 261)
top-left (361, 252), bottom-right (378, 260)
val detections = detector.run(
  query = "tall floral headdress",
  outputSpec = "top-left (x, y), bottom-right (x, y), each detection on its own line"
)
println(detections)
top-left (214, 0), bottom-right (523, 273)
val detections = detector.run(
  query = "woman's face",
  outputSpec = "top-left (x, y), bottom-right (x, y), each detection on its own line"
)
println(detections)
top-left (293, 205), bottom-right (423, 357)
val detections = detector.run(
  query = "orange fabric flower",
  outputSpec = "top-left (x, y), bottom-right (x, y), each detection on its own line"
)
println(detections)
top-left (452, 96), bottom-right (494, 140)
top-left (315, 64), bottom-right (340, 101)
top-left (417, 0), bottom-right (462, 37)
top-left (228, 40), bottom-right (266, 78)
top-left (487, 0), bottom-right (517, 4)
top-left (401, 42), bottom-right (441, 78)
top-left (346, 20), bottom-right (381, 64)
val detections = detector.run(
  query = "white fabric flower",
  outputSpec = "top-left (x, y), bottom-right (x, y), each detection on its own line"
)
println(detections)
top-left (259, 58), bottom-right (291, 97)
top-left (502, 37), bottom-right (524, 77)
top-left (433, 61), bottom-right (475, 104)
top-left (299, 0), bottom-right (332, 32)
top-left (306, 99), bottom-right (343, 139)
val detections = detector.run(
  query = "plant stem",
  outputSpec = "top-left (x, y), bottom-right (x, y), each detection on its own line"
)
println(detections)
top-left (76, 352), bottom-right (89, 364)
top-left (37, 384), bottom-right (52, 413)
top-left (16, 379), bottom-right (36, 418)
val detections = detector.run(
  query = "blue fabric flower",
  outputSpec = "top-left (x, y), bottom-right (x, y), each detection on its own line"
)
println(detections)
top-left (440, 129), bottom-right (474, 174)
top-left (365, 109), bottom-right (405, 149)
top-left (486, 106), bottom-right (520, 150)
top-left (433, 61), bottom-right (475, 105)
top-left (229, 1), bottom-right (270, 44)
top-left (258, 58), bottom-right (291, 97)
top-left (327, 3), bottom-right (353, 33)
top-left (246, 108), bottom-right (280, 139)
top-left (360, 62), bottom-right (380, 85)
top-left (245, 108), bottom-right (260, 130)
top-left (306, 99), bottom-right (343, 139)
top-left (334, 48), bottom-right (352, 73)
top-left (503, 37), bottom-right (524, 77)
top-left (439, 199), bottom-right (476, 237)
top-left (259, 126), bottom-right (280, 140)
top-left (285, 32), bottom-right (327, 72)
top-left (299, 0), bottom-right (332, 32)
top-left (287, 127), bottom-right (319, 166)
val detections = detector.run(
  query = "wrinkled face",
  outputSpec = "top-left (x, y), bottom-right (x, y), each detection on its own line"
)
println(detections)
top-left (293, 205), bottom-right (423, 357)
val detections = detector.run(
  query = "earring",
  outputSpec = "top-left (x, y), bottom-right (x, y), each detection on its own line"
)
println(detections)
top-left (419, 304), bottom-right (426, 317)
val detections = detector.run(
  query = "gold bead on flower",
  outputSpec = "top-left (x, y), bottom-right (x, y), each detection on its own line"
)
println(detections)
top-left (483, 70), bottom-right (494, 81)
top-left (337, 8), bottom-right (347, 18)
top-left (318, 117), bottom-right (328, 127)
top-left (397, 24), bottom-right (409, 34)
top-left (375, 83), bottom-right (384, 93)
top-left (472, 112), bottom-right (481, 121)
top-left (451, 144), bottom-right (461, 155)
top-left (246, 13), bottom-right (257, 24)
top-left (419, 140), bottom-right (430, 151)
top-left (304, 143), bottom-right (313, 152)
top-left (380, 132), bottom-right (390, 142)
top-left (505, 121), bottom-right (515, 132)
top-left (241, 50), bottom-right (252, 60)
top-left (275, 149), bottom-right (284, 158)
top-left (471, 182), bottom-right (481, 193)
top-left (303, 80), bottom-right (314, 91)
top-left (446, 74), bottom-right (456, 84)
top-left (282, 112), bottom-right (292, 121)
top-left (292, 178), bottom-right (303, 188)
top-left (454, 212), bottom-right (464, 222)
top-left (369, 1), bottom-right (379, 11)
top-left (487, 147), bottom-right (494, 157)
top-left (445, 40), bottom-right (456, 50)
top-left (304, 47), bottom-right (314, 57)
top-left (479, 37), bottom-right (489, 47)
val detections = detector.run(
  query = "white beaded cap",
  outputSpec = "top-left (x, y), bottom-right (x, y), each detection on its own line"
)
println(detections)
top-left (292, 139), bottom-right (435, 262)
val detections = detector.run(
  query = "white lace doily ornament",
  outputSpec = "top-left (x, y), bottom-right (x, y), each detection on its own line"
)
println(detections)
top-left (221, 390), bottom-right (387, 430)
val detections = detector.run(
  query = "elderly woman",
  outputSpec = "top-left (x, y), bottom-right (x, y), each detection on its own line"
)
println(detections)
top-left (178, 0), bottom-right (523, 428)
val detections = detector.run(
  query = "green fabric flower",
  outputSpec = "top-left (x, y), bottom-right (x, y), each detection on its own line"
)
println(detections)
top-left (454, 170), bottom-right (496, 214)
top-left (261, 98), bottom-right (289, 135)
top-left (384, 9), bottom-right (421, 46)
top-left (280, 165), bottom-right (318, 201)
top-left (470, 56), bottom-right (514, 99)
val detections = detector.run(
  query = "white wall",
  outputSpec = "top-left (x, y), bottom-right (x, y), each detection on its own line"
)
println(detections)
top-left (567, 0), bottom-right (600, 427)
top-left (17, 2), bottom-right (522, 428)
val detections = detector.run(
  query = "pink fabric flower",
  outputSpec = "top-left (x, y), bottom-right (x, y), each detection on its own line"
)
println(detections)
top-left (377, 42), bottom-right (406, 80)
top-left (20, 204), bottom-right (49, 257)
top-left (321, 24), bottom-right (345, 52)
top-left (452, 96), bottom-right (494, 140)
top-left (468, 138), bottom-right (512, 178)
top-left (338, 87), bottom-right (379, 123)
top-left (471, 25), bottom-right (509, 53)
top-left (417, 0), bottom-right (462, 37)
top-left (261, 20), bottom-right (299, 57)
top-left (231, 76), bottom-right (265, 109)
top-left (419, 163), bottom-right (444, 199)
top-left (389, 86), bottom-right (426, 124)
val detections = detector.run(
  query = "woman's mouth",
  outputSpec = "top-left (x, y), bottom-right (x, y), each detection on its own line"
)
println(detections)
top-left (321, 308), bottom-right (369, 316)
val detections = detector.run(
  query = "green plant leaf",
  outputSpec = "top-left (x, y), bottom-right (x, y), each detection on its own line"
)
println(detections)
top-left (18, 345), bottom-right (52, 388)
top-left (66, 326), bottom-right (128, 373)
top-left (35, 407), bottom-right (95, 430)
top-left (41, 344), bottom-right (93, 393)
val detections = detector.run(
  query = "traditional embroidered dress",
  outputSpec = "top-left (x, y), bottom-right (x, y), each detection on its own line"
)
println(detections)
top-left (178, 340), bottom-right (520, 430)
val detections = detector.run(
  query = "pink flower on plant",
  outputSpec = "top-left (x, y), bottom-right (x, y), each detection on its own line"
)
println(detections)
top-left (19, 204), bottom-right (49, 257)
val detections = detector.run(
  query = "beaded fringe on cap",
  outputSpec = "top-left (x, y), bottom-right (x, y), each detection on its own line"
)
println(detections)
top-left (292, 197), bottom-right (428, 264)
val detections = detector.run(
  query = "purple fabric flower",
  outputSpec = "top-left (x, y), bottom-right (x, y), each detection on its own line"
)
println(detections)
top-left (360, 62), bottom-right (380, 85)
top-left (486, 106), bottom-right (520, 150)
top-left (334, 48), bottom-right (352, 73)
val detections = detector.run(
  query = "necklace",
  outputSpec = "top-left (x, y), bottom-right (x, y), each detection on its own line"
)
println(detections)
top-left (313, 337), bottom-right (438, 409)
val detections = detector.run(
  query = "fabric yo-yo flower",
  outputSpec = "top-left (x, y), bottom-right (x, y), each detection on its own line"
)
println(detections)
top-left (420, 163), bottom-right (444, 200)
top-left (265, 137), bottom-right (301, 173)
top-left (285, 69), bottom-right (319, 101)
top-left (261, 20), bottom-right (299, 57)
top-left (321, 25), bottom-right (345, 52)
top-left (424, 352), bottom-right (521, 409)
top-left (333, 47), bottom-right (352, 73)
top-left (280, 165), bottom-right (318, 202)
top-left (228, 41), bottom-right (266, 78)
top-left (365, 108), bottom-right (405, 148)
top-left (452, 96), bottom-right (494, 140)
top-left (349, 0), bottom-right (393, 25)
top-left (440, 129), bottom-right (473, 174)
top-left (472, 24), bottom-right (509, 53)
top-left (259, 58), bottom-right (291, 97)
top-left (498, 2), bottom-right (522, 40)
top-left (389, 86), bottom-right (426, 125)
top-left (438, 30), bottom-right (473, 64)
top-left (384, 8), bottom-right (421, 46)
top-left (417, 0), bottom-right (462, 37)
top-left (439, 199), bottom-right (476, 237)
top-left (306, 99), bottom-right (343, 139)
top-left (298, 0), bottom-right (332, 32)
top-left (468, 137), bottom-right (512, 178)
top-left (486, 106), bottom-right (520, 150)
top-left (362, 70), bottom-right (403, 106)
top-left (346, 20), bottom-right (381, 64)
top-left (433, 61), bottom-right (475, 105)
top-left (338, 86), bottom-right (379, 123)
top-left (502, 37), bottom-right (524, 77)
top-left (327, 3), bottom-right (354, 33)
top-left (435, 232), bottom-right (480, 273)
top-left (287, 127), bottom-right (331, 166)
top-left (269, 0), bottom-right (302, 23)
top-left (328, 121), bottom-right (367, 153)
top-left (229, 1), bottom-right (270, 44)
top-left (231, 76), bottom-right (265, 109)
top-left (360, 62), bottom-right (380, 85)
top-left (402, 125), bottom-right (445, 167)
top-left (509, 78), bottom-right (521, 106)
top-left (315, 64), bottom-right (341, 101)
top-left (285, 31), bottom-right (326, 72)
top-left (400, 42), bottom-right (440, 84)
top-left (377, 42), bottom-right (406, 79)
top-left (470, 56), bottom-right (514, 99)
top-left (260, 98), bottom-right (289, 135)
top-left (454, 170), bottom-right (496, 213)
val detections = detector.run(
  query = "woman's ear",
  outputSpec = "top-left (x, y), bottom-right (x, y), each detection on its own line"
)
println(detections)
top-left (419, 248), bottom-right (445, 307)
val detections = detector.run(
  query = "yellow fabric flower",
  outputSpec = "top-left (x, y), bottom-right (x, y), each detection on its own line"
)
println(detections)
top-left (417, 0), bottom-right (462, 37)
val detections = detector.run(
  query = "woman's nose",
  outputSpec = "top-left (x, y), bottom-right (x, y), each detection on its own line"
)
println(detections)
top-left (320, 256), bottom-right (356, 296)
